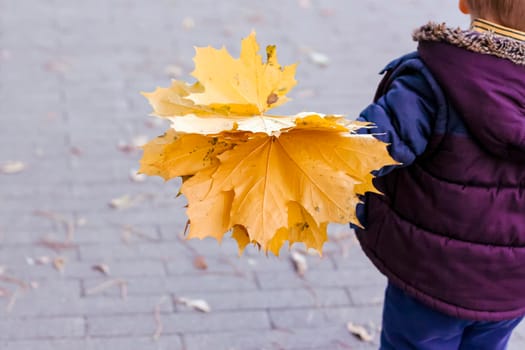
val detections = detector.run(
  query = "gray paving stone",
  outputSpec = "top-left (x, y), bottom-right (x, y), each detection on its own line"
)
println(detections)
top-left (512, 320), bottom-right (525, 340)
top-left (0, 336), bottom-right (183, 350)
top-left (508, 336), bottom-right (525, 350)
top-left (78, 241), bottom-right (186, 262)
top-left (348, 284), bottom-right (386, 306)
top-left (0, 317), bottom-right (85, 340)
top-left (0, 244), bottom-right (79, 265)
top-left (184, 326), bottom-right (378, 350)
top-left (7, 259), bottom-right (166, 280)
top-left (165, 250), bottom-right (335, 275)
top-left (256, 268), bottom-right (386, 290)
top-left (83, 273), bottom-right (258, 296)
top-left (177, 288), bottom-right (350, 311)
top-left (270, 306), bottom-right (382, 330)
top-left (88, 310), bottom-right (271, 336)
top-left (3, 294), bottom-right (172, 317)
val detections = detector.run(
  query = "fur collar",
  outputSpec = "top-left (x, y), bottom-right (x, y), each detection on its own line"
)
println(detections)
top-left (413, 22), bottom-right (525, 66)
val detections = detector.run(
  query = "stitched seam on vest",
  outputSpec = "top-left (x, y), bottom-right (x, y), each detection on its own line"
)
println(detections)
top-left (382, 195), bottom-right (525, 248)
top-left (359, 244), bottom-right (513, 318)
top-left (416, 163), bottom-right (525, 189)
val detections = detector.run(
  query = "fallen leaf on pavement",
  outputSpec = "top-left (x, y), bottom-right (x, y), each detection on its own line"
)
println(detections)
top-left (309, 51), bottom-right (330, 67)
top-left (175, 297), bottom-right (211, 312)
top-left (76, 217), bottom-right (87, 227)
top-left (92, 264), bottom-right (111, 276)
top-left (193, 256), bottom-right (208, 270)
top-left (153, 296), bottom-right (170, 340)
top-left (38, 238), bottom-right (76, 252)
top-left (43, 59), bottom-right (70, 73)
top-left (117, 136), bottom-right (149, 154)
top-left (109, 195), bottom-right (137, 209)
top-left (165, 64), bottom-right (184, 78)
top-left (290, 250), bottom-right (308, 277)
top-left (53, 257), bottom-right (66, 273)
top-left (26, 256), bottom-right (51, 265)
top-left (182, 17), bottom-right (195, 30)
top-left (70, 146), bottom-right (83, 156)
top-left (0, 161), bottom-right (26, 174)
top-left (129, 169), bottom-right (147, 183)
top-left (298, 0), bottom-right (311, 9)
top-left (36, 256), bottom-right (51, 265)
top-left (347, 322), bottom-right (374, 342)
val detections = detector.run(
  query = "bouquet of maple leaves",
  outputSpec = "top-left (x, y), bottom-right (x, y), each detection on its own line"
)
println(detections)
top-left (139, 33), bottom-right (396, 255)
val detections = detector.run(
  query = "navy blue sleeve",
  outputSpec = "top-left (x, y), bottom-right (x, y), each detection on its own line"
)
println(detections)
top-left (357, 69), bottom-right (437, 176)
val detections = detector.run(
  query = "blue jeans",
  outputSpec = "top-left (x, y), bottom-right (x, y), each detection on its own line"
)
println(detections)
top-left (381, 283), bottom-right (523, 350)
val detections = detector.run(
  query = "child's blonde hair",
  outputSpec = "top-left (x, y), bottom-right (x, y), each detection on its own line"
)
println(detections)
top-left (468, 0), bottom-right (525, 31)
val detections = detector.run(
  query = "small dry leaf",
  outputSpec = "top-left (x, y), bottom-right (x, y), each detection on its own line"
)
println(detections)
top-left (92, 264), bottom-right (111, 276)
top-left (36, 256), bottom-right (51, 265)
top-left (129, 169), bottom-right (147, 183)
top-left (117, 141), bottom-right (136, 154)
top-left (76, 217), bottom-right (87, 227)
top-left (309, 51), bottom-right (330, 67)
top-left (290, 250), bottom-right (308, 277)
top-left (176, 297), bottom-right (211, 313)
top-left (117, 136), bottom-right (148, 154)
top-left (347, 322), bottom-right (374, 343)
top-left (26, 256), bottom-right (51, 265)
top-left (70, 146), bottom-right (83, 156)
top-left (182, 17), bottom-right (195, 30)
top-left (38, 238), bottom-right (76, 252)
top-left (298, 0), bottom-right (311, 8)
top-left (34, 148), bottom-right (45, 157)
top-left (165, 64), bottom-right (184, 78)
top-left (153, 296), bottom-right (169, 340)
top-left (132, 135), bottom-right (149, 148)
top-left (53, 257), bottom-right (66, 273)
top-left (1, 161), bottom-right (26, 174)
top-left (109, 195), bottom-right (136, 209)
top-left (193, 256), bottom-right (208, 270)
top-left (320, 8), bottom-right (335, 17)
top-left (43, 59), bottom-right (70, 73)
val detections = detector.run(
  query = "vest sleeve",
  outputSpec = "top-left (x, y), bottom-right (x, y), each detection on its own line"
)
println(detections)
top-left (357, 67), bottom-right (438, 176)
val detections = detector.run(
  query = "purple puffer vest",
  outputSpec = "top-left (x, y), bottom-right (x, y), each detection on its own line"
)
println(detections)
top-left (356, 23), bottom-right (525, 321)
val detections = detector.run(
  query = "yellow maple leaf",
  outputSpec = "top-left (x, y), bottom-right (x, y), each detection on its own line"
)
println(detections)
top-left (139, 129), bottom-right (241, 180)
top-left (139, 33), bottom-right (397, 255)
top-left (180, 124), bottom-right (394, 253)
top-left (189, 32), bottom-right (297, 114)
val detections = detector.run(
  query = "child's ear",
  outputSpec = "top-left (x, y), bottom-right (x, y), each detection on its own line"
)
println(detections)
top-left (459, 0), bottom-right (470, 14)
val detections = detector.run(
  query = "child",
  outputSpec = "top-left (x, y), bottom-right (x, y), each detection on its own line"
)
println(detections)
top-left (354, 0), bottom-right (525, 349)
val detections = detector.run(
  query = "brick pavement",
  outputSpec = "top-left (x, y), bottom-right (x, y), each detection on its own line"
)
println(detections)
top-left (1, 0), bottom-right (524, 349)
